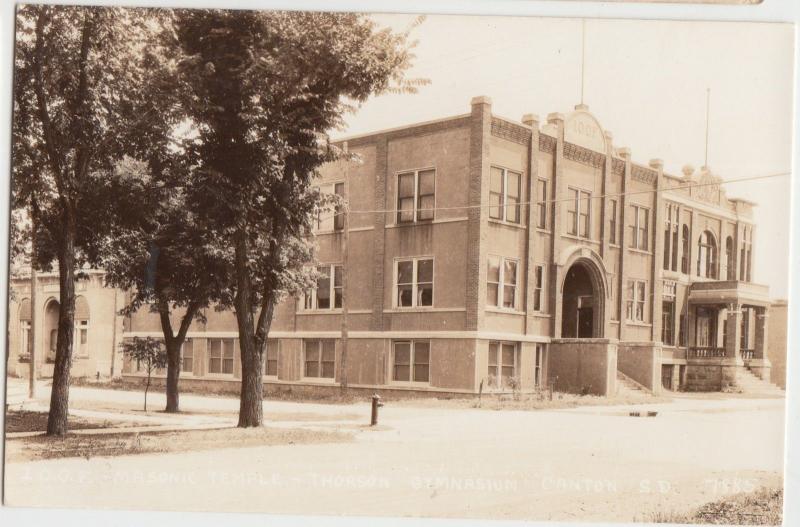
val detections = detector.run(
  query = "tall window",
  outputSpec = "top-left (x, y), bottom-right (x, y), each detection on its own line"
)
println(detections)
top-left (626, 279), bottom-right (646, 322)
top-left (304, 339), bottom-right (335, 379)
top-left (489, 166), bottom-right (521, 223)
top-left (663, 203), bottom-right (679, 271)
top-left (181, 339), bottom-right (193, 374)
top-left (534, 344), bottom-right (544, 388)
top-left (74, 320), bottom-right (89, 358)
top-left (536, 179), bottom-right (548, 229)
top-left (264, 339), bottom-right (278, 377)
top-left (488, 341), bottom-right (519, 388)
top-left (395, 257), bottom-right (433, 308)
top-left (679, 313), bottom-right (688, 347)
top-left (397, 169), bottom-right (435, 223)
top-left (303, 264), bottom-right (343, 310)
top-left (392, 340), bottom-right (430, 383)
top-left (725, 236), bottom-right (736, 280)
top-left (567, 187), bottom-right (591, 238)
top-left (487, 256), bottom-right (518, 309)
top-left (629, 205), bottom-right (650, 251)
top-left (740, 226), bottom-right (752, 282)
top-left (533, 264), bottom-right (545, 312)
top-left (315, 182), bottom-right (345, 232)
top-left (697, 231), bottom-right (717, 279)
top-left (695, 308), bottom-right (717, 348)
top-left (608, 198), bottom-right (618, 245)
top-left (740, 307), bottom-right (752, 351)
top-left (208, 339), bottom-right (235, 375)
top-left (661, 282), bottom-right (676, 346)
top-left (681, 225), bottom-right (690, 274)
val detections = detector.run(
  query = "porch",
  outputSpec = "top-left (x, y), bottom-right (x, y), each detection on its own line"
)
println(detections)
top-left (684, 280), bottom-right (771, 390)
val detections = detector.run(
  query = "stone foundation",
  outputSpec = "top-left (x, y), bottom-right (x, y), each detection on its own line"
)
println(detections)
top-left (547, 338), bottom-right (618, 396)
top-left (684, 359), bottom-right (746, 391)
top-left (617, 342), bottom-right (662, 394)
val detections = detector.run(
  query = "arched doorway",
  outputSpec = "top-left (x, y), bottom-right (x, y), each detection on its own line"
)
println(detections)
top-left (561, 261), bottom-right (604, 338)
top-left (44, 299), bottom-right (59, 363)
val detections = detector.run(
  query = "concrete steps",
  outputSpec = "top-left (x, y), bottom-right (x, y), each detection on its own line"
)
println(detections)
top-left (735, 368), bottom-right (784, 395)
top-left (616, 371), bottom-right (651, 398)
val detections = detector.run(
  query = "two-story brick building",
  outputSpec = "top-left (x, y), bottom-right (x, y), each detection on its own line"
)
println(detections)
top-left (7, 96), bottom-right (776, 396)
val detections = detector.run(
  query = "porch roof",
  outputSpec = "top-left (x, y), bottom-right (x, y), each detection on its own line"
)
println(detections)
top-left (687, 280), bottom-right (771, 307)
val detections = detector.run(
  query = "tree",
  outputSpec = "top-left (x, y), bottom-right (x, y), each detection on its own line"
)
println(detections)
top-left (99, 156), bottom-right (229, 413)
top-left (121, 337), bottom-right (168, 412)
top-left (12, 5), bottom-right (174, 435)
top-left (175, 10), bottom-right (422, 427)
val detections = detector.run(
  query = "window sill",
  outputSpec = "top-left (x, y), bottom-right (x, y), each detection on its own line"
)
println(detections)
top-left (535, 228), bottom-right (551, 235)
top-left (488, 219), bottom-right (525, 230)
top-left (297, 309), bottom-right (343, 315)
top-left (312, 229), bottom-right (344, 236)
top-left (205, 373), bottom-right (237, 380)
top-left (562, 234), bottom-right (599, 245)
top-left (625, 321), bottom-right (652, 327)
top-left (486, 307), bottom-right (525, 316)
top-left (385, 307), bottom-right (465, 313)
top-left (386, 220), bottom-right (435, 229)
top-left (628, 248), bottom-right (652, 256)
top-left (301, 377), bottom-right (337, 384)
top-left (389, 381), bottom-right (431, 388)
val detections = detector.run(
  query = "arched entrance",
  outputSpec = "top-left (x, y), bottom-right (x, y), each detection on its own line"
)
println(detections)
top-left (561, 261), bottom-right (604, 338)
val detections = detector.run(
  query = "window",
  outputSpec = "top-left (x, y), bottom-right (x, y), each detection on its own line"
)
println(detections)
top-left (533, 265), bottom-right (545, 312)
top-left (534, 344), bottom-right (544, 388)
top-left (536, 179), bottom-right (548, 229)
top-left (740, 226), bottom-right (752, 282)
top-left (208, 338), bottom-right (235, 375)
top-left (304, 339), bottom-right (335, 379)
top-left (488, 341), bottom-right (519, 388)
top-left (264, 339), bottom-right (278, 377)
top-left (608, 199), bottom-right (618, 245)
top-left (740, 307), bottom-right (752, 351)
top-left (395, 257), bottom-right (433, 308)
top-left (695, 307), bottom-right (717, 348)
top-left (397, 169), bottom-right (435, 223)
top-left (487, 256), bottom-right (519, 309)
top-left (664, 203), bottom-right (679, 271)
top-left (303, 264), bottom-right (343, 310)
top-left (489, 167), bottom-right (522, 223)
top-left (661, 282), bottom-right (676, 346)
top-left (567, 187), bottom-right (591, 238)
top-left (626, 279), bottom-right (646, 322)
top-left (20, 320), bottom-right (31, 358)
top-left (609, 274), bottom-right (618, 321)
top-left (74, 320), bottom-right (89, 358)
top-left (629, 204), bottom-right (650, 251)
top-left (725, 236), bottom-right (736, 281)
top-left (392, 340), bottom-right (430, 383)
top-left (697, 230), bottom-right (717, 279)
top-left (315, 182), bottom-right (345, 232)
top-left (181, 339), bottom-right (193, 374)
top-left (681, 225), bottom-right (690, 274)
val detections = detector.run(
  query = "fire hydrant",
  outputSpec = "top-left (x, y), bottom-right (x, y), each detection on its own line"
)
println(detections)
top-left (370, 394), bottom-right (384, 426)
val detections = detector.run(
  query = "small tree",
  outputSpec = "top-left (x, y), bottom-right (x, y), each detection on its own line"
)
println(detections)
top-left (121, 337), bottom-right (167, 412)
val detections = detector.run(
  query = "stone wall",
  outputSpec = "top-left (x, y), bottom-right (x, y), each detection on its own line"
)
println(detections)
top-left (617, 341), bottom-right (661, 393)
top-left (547, 338), bottom-right (617, 396)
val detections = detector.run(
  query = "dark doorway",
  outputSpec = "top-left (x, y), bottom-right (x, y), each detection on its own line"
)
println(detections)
top-left (661, 364), bottom-right (674, 390)
top-left (562, 262), bottom-right (598, 338)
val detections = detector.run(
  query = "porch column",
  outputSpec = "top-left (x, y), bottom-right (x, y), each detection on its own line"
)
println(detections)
top-left (754, 306), bottom-right (769, 360)
top-left (724, 303), bottom-right (742, 361)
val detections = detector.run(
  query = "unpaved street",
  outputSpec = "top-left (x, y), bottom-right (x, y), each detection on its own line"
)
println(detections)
top-left (4, 385), bottom-right (785, 522)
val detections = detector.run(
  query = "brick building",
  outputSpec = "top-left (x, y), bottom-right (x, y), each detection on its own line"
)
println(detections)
top-left (7, 97), bottom-right (776, 396)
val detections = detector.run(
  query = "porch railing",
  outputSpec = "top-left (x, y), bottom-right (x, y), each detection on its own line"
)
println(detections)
top-left (690, 347), bottom-right (727, 358)
top-left (741, 349), bottom-right (755, 360)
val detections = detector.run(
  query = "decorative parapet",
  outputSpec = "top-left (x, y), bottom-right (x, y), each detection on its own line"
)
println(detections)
top-left (490, 116), bottom-right (530, 146)
top-left (563, 142), bottom-right (605, 169)
top-left (539, 133), bottom-right (556, 153)
top-left (631, 164), bottom-right (658, 185)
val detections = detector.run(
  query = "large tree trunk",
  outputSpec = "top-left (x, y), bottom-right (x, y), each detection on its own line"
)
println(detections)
top-left (46, 213), bottom-right (76, 436)
top-left (233, 225), bottom-right (263, 427)
top-left (164, 340), bottom-right (181, 413)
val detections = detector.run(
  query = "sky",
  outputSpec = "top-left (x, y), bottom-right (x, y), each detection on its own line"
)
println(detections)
top-left (334, 14), bottom-right (794, 300)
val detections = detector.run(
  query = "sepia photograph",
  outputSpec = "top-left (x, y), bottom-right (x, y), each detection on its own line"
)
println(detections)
top-left (1, 1), bottom-right (795, 525)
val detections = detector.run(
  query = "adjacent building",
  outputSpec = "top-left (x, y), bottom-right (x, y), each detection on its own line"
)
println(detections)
top-left (7, 97), bottom-right (779, 396)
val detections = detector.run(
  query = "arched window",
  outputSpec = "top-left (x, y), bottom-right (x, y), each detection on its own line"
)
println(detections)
top-left (725, 236), bottom-right (735, 280)
top-left (697, 231), bottom-right (717, 279)
top-left (680, 225), bottom-right (690, 274)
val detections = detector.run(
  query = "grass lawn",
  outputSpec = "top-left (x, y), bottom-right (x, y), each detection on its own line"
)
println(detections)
top-left (6, 425), bottom-right (354, 463)
top-left (393, 391), bottom-right (672, 411)
top-left (643, 487), bottom-right (783, 525)
top-left (5, 409), bottom-right (146, 434)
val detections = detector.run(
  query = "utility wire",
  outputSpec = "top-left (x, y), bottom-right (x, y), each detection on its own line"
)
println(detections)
top-left (314, 170), bottom-right (791, 222)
